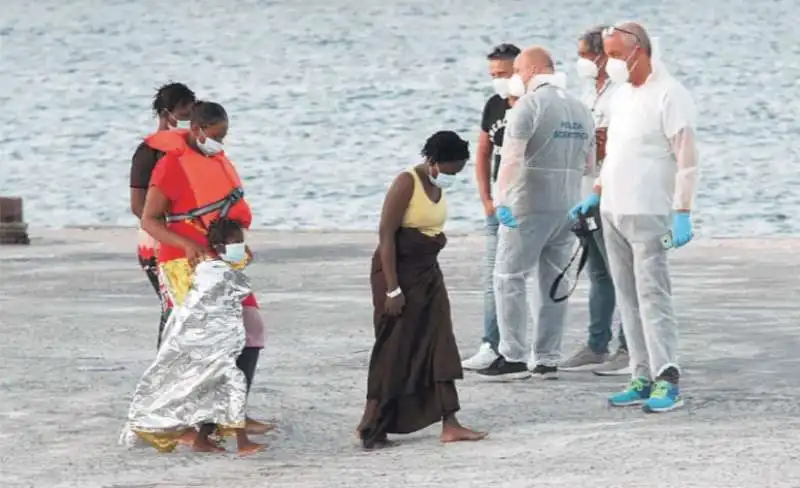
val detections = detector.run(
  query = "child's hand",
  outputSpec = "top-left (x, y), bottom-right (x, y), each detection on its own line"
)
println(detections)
top-left (245, 245), bottom-right (254, 262)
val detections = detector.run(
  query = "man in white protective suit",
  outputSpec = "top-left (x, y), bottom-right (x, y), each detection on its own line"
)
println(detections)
top-left (476, 46), bottom-right (596, 381)
top-left (570, 22), bottom-right (699, 413)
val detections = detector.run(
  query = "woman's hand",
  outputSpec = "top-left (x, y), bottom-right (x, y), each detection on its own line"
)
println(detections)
top-left (182, 239), bottom-right (207, 267)
top-left (384, 291), bottom-right (405, 316)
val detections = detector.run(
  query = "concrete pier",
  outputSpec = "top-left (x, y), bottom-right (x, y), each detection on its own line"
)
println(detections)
top-left (1, 228), bottom-right (799, 488)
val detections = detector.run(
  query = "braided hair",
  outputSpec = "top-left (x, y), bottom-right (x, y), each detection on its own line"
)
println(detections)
top-left (421, 130), bottom-right (470, 164)
top-left (151, 82), bottom-right (196, 116)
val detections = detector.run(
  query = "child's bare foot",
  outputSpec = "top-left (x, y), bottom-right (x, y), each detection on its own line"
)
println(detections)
top-left (177, 429), bottom-right (197, 445)
top-left (245, 417), bottom-right (276, 435)
top-left (440, 425), bottom-right (487, 443)
top-left (236, 429), bottom-right (265, 455)
top-left (237, 439), bottom-right (266, 455)
top-left (193, 436), bottom-right (226, 453)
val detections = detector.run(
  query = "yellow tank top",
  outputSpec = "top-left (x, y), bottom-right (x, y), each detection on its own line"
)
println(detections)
top-left (401, 167), bottom-right (447, 237)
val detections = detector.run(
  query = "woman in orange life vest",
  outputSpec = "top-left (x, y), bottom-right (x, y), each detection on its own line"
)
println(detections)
top-left (130, 82), bottom-right (196, 349)
top-left (140, 101), bottom-right (272, 436)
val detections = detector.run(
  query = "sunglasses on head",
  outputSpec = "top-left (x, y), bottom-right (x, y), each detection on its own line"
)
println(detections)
top-left (602, 26), bottom-right (642, 45)
top-left (488, 43), bottom-right (520, 58)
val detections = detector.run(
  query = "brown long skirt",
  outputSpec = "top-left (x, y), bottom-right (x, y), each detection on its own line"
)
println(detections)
top-left (359, 228), bottom-right (463, 448)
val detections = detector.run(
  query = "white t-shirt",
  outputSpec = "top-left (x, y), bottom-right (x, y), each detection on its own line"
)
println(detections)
top-left (580, 81), bottom-right (619, 198)
top-left (601, 70), bottom-right (696, 215)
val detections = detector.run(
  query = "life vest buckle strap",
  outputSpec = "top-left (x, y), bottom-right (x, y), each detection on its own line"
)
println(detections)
top-left (164, 187), bottom-right (245, 224)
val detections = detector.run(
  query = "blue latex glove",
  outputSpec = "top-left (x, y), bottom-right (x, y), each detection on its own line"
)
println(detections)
top-left (568, 192), bottom-right (601, 220)
top-left (495, 206), bottom-right (518, 228)
top-left (671, 212), bottom-right (693, 248)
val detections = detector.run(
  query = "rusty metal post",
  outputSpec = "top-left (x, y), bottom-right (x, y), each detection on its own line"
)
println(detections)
top-left (0, 197), bottom-right (30, 245)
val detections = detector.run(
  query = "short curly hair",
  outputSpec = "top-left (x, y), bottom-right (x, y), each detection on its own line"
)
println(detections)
top-left (421, 130), bottom-right (470, 163)
top-left (207, 217), bottom-right (243, 248)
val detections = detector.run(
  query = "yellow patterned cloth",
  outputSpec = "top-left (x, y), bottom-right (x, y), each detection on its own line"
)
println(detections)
top-left (159, 258), bottom-right (194, 307)
top-left (159, 256), bottom-right (250, 307)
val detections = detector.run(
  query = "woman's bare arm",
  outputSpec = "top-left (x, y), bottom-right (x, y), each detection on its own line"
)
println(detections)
top-left (140, 187), bottom-right (193, 249)
top-left (378, 173), bottom-right (414, 291)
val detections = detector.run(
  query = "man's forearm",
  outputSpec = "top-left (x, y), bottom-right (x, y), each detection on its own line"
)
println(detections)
top-left (475, 153), bottom-right (493, 202)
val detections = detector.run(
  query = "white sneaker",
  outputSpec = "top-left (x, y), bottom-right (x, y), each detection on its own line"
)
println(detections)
top-left (462, 343), bottom-right (499, 371)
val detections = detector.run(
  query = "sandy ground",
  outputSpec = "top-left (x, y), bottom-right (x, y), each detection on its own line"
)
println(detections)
top-left (1, 228), bottom-right (799, 488)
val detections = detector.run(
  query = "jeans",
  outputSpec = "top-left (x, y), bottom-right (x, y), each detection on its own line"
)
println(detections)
top-left (587, 227), bottom-right (627, 354)
top-left (482, 215), bottom-right (500, 350)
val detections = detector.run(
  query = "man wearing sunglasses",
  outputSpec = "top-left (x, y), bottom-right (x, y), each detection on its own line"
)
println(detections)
top-left (462, 43), bottom-right (521, 371)
top-left (570, 22), bottom-right (699, 413)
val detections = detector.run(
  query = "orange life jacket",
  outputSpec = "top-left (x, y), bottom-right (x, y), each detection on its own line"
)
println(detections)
top-left (145, 129), bottom-right (244, 231)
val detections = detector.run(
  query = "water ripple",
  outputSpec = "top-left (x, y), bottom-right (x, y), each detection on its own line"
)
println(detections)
top-left (1, 0), bottom-right (798, 236)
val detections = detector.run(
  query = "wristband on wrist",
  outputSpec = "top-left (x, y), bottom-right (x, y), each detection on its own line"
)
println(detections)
top-left (386, 287), bottom-right (402, 298)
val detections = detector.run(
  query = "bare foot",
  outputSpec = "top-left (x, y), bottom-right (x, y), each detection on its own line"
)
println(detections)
top-left (237, 440), bottom-right (266, 455)
top-left (193, 436), bottom-right (226, 453)
top-left (245, 417), bottom-right (276, 435)
top-left (440, 426), bottom-right (488, 444)
top-left (177, 430), bottom-right (197, 445)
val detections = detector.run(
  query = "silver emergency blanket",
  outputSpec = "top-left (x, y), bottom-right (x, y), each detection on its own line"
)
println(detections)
top-left (120, 260), bottom-right (250, 448)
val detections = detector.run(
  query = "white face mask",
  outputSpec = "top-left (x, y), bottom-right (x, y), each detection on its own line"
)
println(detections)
top-left (220, 242), bottom-right (246, 263)
top-left (508, 74), bottom-right (526, 98)
top-left (575, 57), bottom-right (599, 79)
top-left (429, 172), bottom-right (457, 189)
top-left (197, 130), bottom-right (224, 156)
top-left (605, 57), bottom-right (630, 83)
top-left (492, 77), bottom-right (511, 98)
top-left (173, 120), bottom-right (190, 130)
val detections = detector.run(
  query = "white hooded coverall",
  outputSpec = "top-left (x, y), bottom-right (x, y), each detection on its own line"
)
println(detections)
top-left (494, 76), bottom-right (596, 366)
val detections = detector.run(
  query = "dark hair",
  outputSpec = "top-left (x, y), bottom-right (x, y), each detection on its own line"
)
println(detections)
top-left (421, 131), bottom-right (470, 163)
top-left (152, 82), bottom-right (196, 115)
top-left (207, 218), bottom-right (243, 248)
top-left (579, 25), bottom-right (608, 55)
top-left (487, 43), bottom-right (521, 60)
top-left (190, 101), bottom-right (228, 128)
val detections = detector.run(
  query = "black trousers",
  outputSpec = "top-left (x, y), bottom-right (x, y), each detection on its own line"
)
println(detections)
top-left (139, 256), bottom-right (169, 350)
top-left (237, 347), bottom-right (260, 394)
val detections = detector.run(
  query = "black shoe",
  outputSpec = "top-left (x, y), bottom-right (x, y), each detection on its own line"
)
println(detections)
top-left (530, 364), bottom-right (558, 380)
top-left (476, 357), bottom-right (531, 381)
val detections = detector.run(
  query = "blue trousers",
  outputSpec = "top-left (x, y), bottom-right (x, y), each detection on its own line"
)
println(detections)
top-left (482, 215), bottom-right (500, 350)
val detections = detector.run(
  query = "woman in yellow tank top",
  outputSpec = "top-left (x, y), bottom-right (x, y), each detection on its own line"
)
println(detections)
top-left (356, 130), bottom-right (487, 449)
